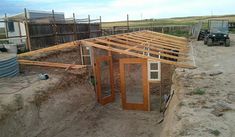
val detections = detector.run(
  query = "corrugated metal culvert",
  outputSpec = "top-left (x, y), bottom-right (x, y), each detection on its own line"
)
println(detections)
top-left (0, 54), bottom-right (19, 78)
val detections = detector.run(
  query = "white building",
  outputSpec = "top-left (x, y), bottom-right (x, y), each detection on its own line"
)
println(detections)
top-left (5, 10), bottom-right (65, 45)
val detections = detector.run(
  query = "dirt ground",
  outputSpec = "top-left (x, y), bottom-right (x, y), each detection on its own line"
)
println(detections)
top-left (1, 34), bottom-right (235, 137)
top-left (161, 34), bottom-right (235, 137)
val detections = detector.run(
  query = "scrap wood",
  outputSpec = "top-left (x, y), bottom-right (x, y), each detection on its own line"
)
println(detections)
top-left (18, 60), bottom-right (86, 69)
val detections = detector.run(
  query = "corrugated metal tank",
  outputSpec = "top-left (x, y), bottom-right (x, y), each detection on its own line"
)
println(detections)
top-left (0, 54), bottom-right (19, 78)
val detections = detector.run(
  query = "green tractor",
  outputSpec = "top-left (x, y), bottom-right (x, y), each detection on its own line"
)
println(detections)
top-left (204, 20), bottom-right (230, 47)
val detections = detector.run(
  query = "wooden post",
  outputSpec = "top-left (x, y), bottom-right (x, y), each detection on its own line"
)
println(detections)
top-left (24, 8), bottom-right (32, 51)
top-left (52, 10), bottom-right (58, 45)
top-left (4, 13), bottom-right (8, 38)
top-left (18, 22), bottom-right (22, 43)
top-left (73, 13), bottom-right (77, 41)
top-left (127, 14), bottom-right (129, 32)
top-left (99, 16), bottom-right (102, 36)
top-left (88, 15), bottom-right (91, 38)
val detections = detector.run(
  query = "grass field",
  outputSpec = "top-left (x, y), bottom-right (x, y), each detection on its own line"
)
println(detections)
top-left (102, 14), bottom-right (235, 28)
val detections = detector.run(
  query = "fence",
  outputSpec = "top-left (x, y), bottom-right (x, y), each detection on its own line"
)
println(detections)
top-left (0, 9), bottom-right (102, 51)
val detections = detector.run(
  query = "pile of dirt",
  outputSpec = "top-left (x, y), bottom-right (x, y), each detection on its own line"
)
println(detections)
top-left (161, 35), bottom-right (235, 137)
top-left (0, 68), bottom-right (95, 137)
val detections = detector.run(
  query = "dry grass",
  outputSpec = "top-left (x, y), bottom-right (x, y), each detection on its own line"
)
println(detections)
top-left (102, 14), bottom-right (235, 28)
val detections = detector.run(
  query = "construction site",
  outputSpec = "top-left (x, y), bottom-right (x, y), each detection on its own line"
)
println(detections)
top-left (1, 3), bottom-right (235, 137)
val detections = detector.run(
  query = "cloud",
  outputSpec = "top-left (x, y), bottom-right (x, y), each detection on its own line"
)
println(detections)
top-left (1, 0), bottom-right (235, 21)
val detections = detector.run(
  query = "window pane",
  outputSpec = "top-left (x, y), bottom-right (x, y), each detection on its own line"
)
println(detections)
top-left (150, 63), bottom-right (158, 70)
top-left (125, 63), bottom-right (143, 103)
top-left (150, 72), bottom-right (159, 79)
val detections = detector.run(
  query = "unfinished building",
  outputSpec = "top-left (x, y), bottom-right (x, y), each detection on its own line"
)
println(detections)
top-left (18, 30), bottom-right (194, 111)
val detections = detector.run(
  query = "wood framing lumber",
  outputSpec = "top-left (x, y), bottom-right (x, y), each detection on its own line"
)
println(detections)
top-left (105, 37), bottom-right (188, 55)
top-left (80, 40), bottom-right (196, 69)
top-left (18, 41), bottom-right (78, 58)
top-left (136, 31), bottom-right (188, 45)
top-left (144, 30), bottom-right (188, 42)
top-left (18, 60), bottom-right (86, 69)
top-left (137, 32), bottom-right (188, 46)
top-left (93, 39), bottom-right (190, 61)
top-left (114, 35), bottom-right (187, 51)
top-left (128, 33), bottom-right (188, 48)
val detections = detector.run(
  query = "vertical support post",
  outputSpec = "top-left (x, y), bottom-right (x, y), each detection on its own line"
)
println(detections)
top-left (88, 15), bottom-right (91, 38)
top-left (73, 13), bottom-right (77, 41)
top-left (99, 16), bottom-right (102, 36)
top-left (4, 13), bottom-right (8, 38)
top-left (159, 71), bottom-right (162, 112)
top-left (24, 8), bottom-right (32, 51)
top-left (18, 22), bottom-right (22, 43)
top-left (127, 14), bottom-right (129, 32)
top-left (52, 9), bottom-right (58, 45)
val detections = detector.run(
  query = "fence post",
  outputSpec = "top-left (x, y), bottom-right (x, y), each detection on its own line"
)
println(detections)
top-left (24, 8), bottom-right (32, 51)
top-left (52, 9), bottom-right (58, 45)
top-left (127, 14), bottom-right (129, 32)
top-left (88, 15), bottom-right (91, 38)
top-left (4, 13), bottom-right (8, 38)
top-left (73, 13), bottom-right (77, 41)
top-left (99, 16), bottom-right (102, 36)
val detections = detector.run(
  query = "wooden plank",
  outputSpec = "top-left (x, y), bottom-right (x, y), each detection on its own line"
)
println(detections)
top-left (144, 30), bottom-right (187, 42)
top-left (133, 32), bottom-right (188, 47)
top-left (114, 35), bottom-right (187, 51)
top-left (118, 34), bottom-right (188, 50)
top-left (18, 60), bottom-right (86, 69)
top-left (136, 31), bottom-right (188, 45)
top-left (105, 37), bottom-right (188, 55)
top-left (81, 41), bottom-right (196, 69)
top-left (128, 33), bottom-right (188, 48)
top-left (18, 41), bottom-right (78, 58)
top-left (94, 39), bottom-right (190, 61)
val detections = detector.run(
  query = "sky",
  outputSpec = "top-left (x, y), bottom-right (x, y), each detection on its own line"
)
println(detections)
top-left (0, 0), bottom-right (235, 21)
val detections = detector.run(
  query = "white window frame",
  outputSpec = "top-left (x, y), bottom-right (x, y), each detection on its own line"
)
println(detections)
top-left (80, 46), bottom-right (92, 65)
top-left (148, 60), bottom-right (161, 81)
top-left (143, 45), bottom-right (161, 81)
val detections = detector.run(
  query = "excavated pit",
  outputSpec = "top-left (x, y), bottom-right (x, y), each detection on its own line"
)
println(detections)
top-left (1, 45), bottom-right (178, 137)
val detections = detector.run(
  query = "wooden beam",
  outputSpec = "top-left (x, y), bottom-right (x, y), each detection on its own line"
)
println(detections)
top-left (106, 37), bottom-right (188, 56)
top-left (128, 33), bottom-right (188, 48)
top-left (136, 31), bottom-right (188, 46)
top-left (80, 40), bottom-right (196, 69)
top-left (18, 41), bottom-right (78, 58)
top-left (94, 39), bottom-right (190, 61)
top-left (113, 35), bottom-right (186, 51)
top-left (144, 30), bottom-right (187, 42)
top-left (18, 60), bottom-right (86, 69)
top-left (119, 34), bottom-right (187, 50)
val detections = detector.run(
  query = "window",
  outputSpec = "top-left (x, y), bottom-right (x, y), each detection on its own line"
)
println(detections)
top-left (143, 46), bottom-right (161, 81)
top-left (7, 21), bottom-right (15, 32)
top-left (81, 46), bottom-right (92, 65)
top-left (148, 61), bottom-right (161, 81)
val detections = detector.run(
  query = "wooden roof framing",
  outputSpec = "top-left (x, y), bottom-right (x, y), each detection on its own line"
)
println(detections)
top-left (80, 30), bottom-right (195, 68)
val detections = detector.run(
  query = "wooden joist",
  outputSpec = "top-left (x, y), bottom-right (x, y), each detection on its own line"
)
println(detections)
top-left (105, 37), bottom-right (188, 55)
top-left (131, 32), bottom-right (188, 47)
top-left (93, 39), bottom-right (190, 61)
top-left (18, 60), bottom-right (86, 69)
top-left (80, 41), bottom-right (195, 69)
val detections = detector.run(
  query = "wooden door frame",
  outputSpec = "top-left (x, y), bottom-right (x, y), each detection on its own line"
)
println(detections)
top-left (95, 55), bottom-right (115, 105)
top-left (119, 58), bottom-right (149, 111)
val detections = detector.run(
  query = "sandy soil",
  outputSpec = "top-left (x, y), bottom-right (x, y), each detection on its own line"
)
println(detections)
top-left (161, 34), bottom-right (235, 137)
